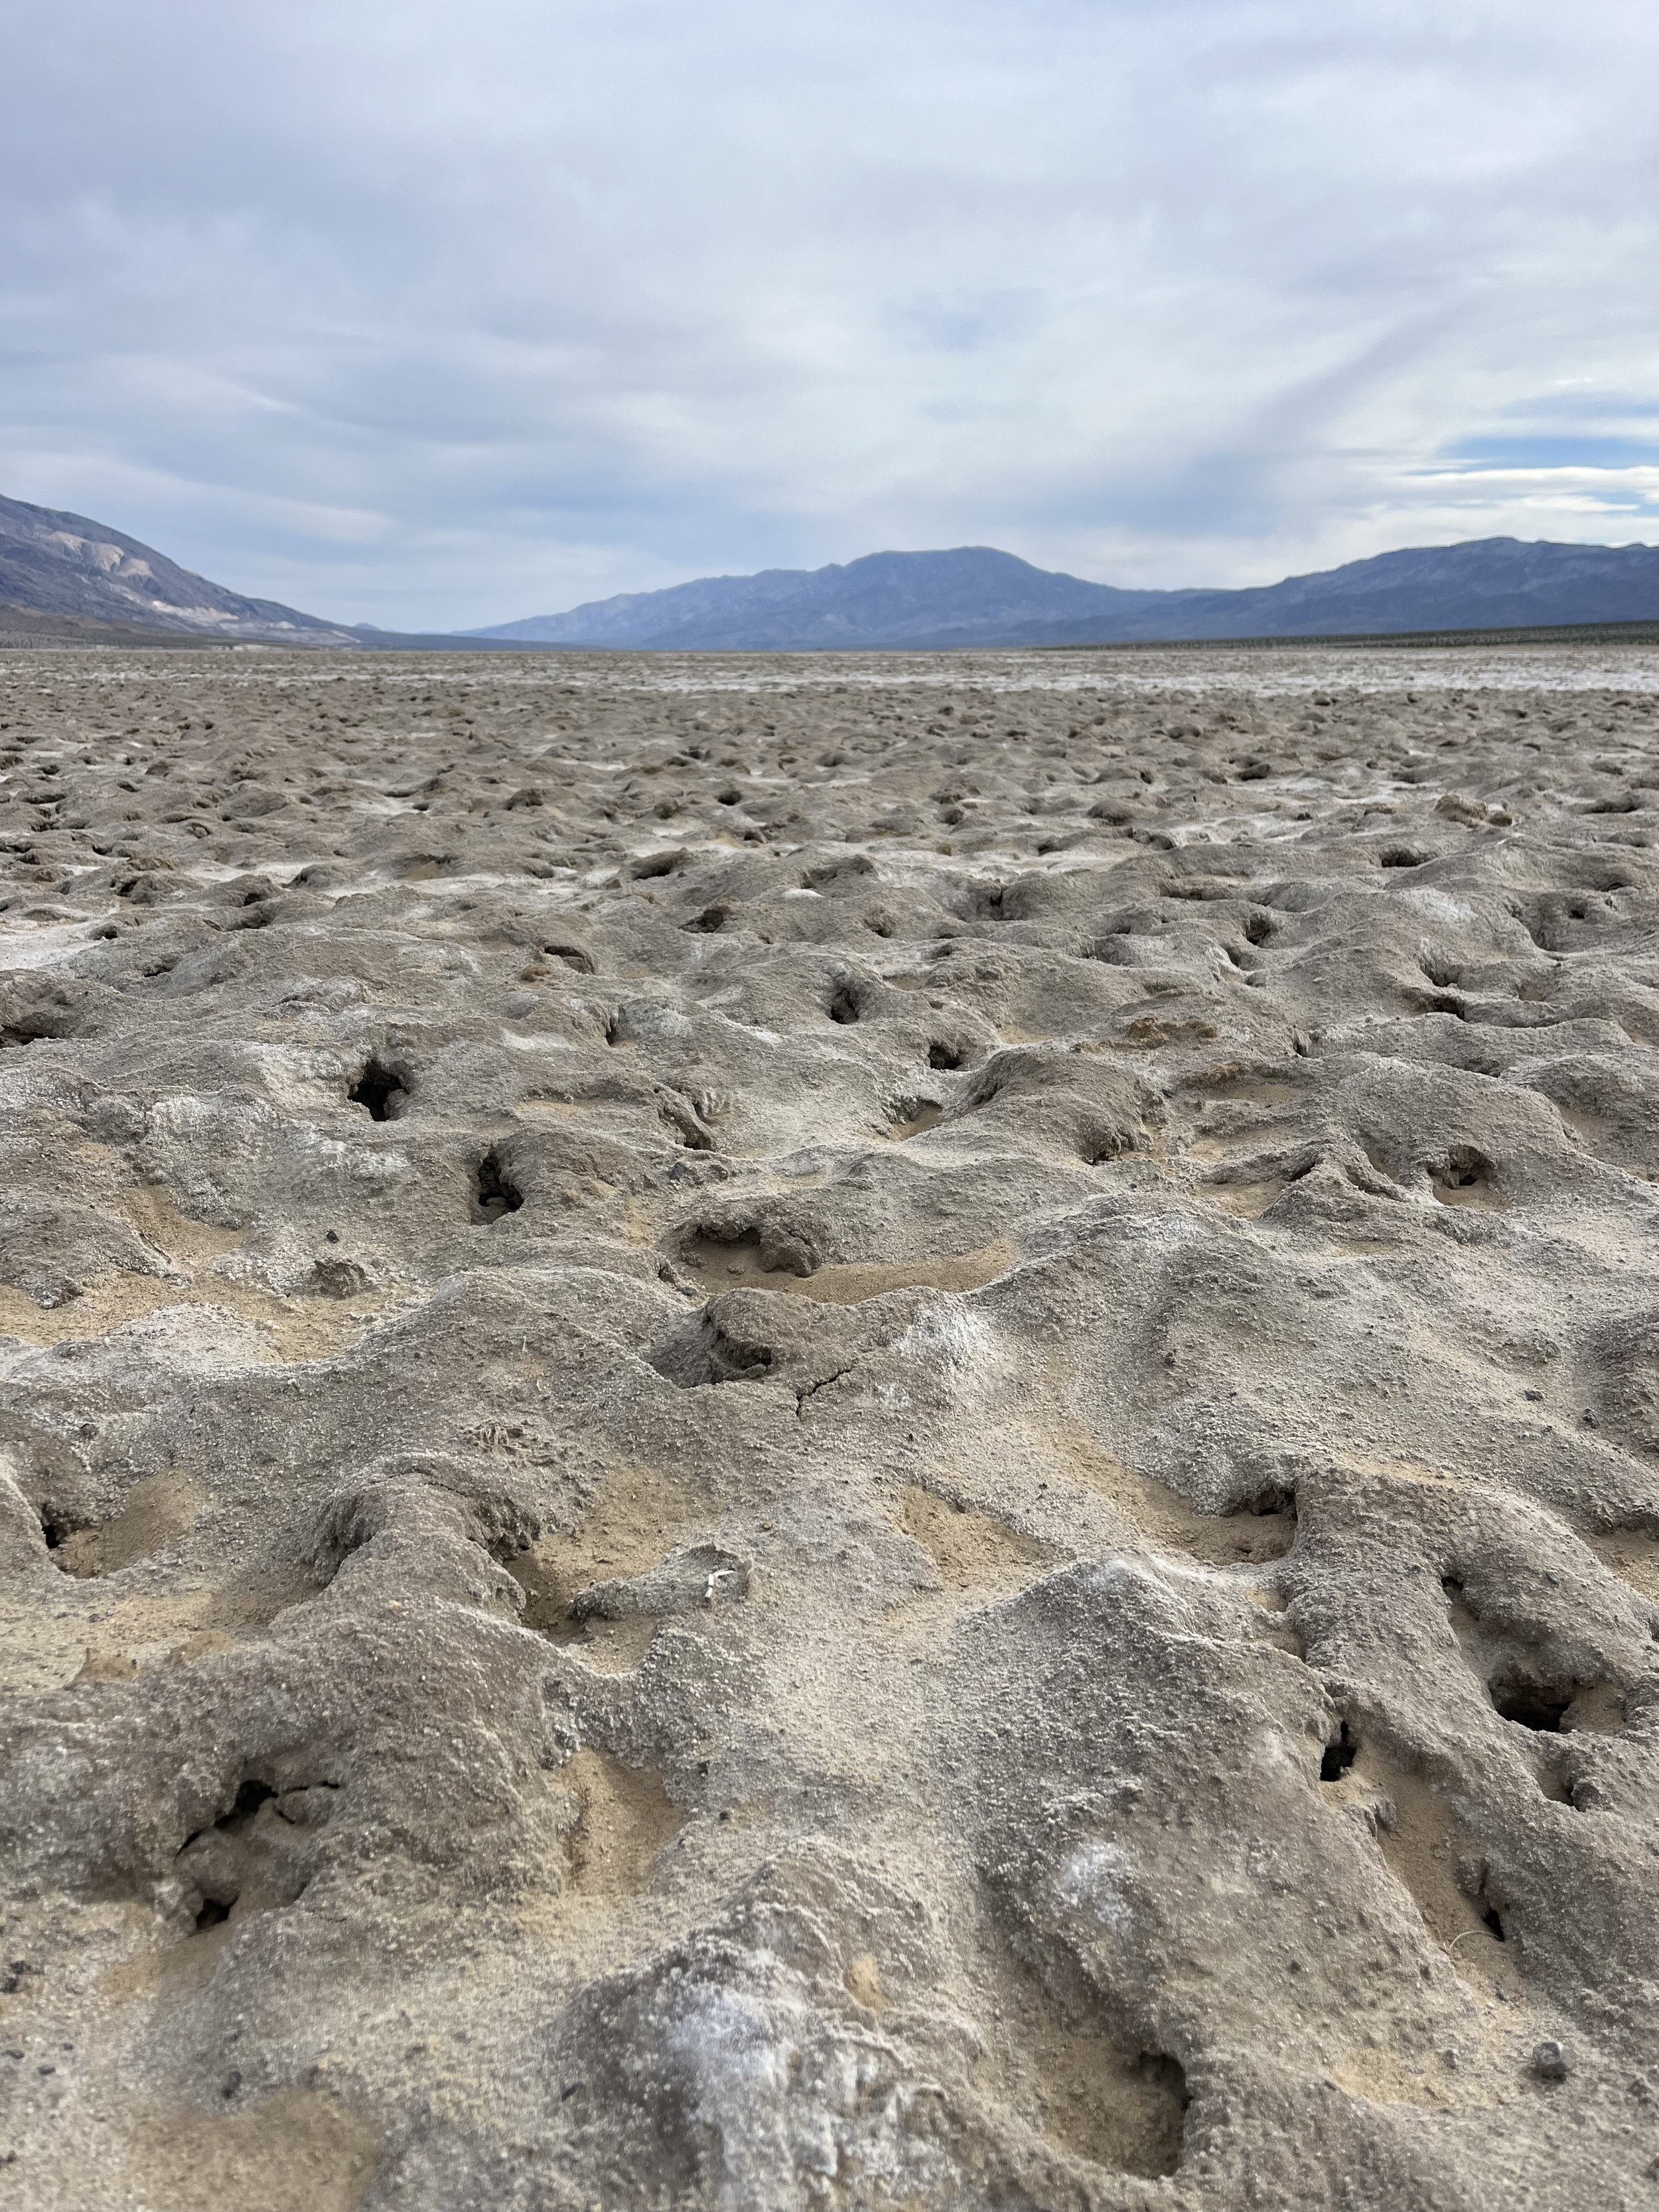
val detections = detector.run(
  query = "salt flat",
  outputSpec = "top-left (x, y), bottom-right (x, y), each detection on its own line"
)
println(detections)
top-left (1, 645), bottom-right (1656, 2209)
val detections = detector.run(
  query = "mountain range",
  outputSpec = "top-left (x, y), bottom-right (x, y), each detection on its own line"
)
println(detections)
top-left (1, 490), bottom-right (1656, 649)
top-left (471, 539), bottom-right (1659, 650)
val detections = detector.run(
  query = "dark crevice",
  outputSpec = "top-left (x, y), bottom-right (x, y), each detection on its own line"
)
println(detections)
top-left (795, 1366), bottom-right (853, 1415)
top-left (1320, 1722), bottom-right (1358, 1783)
top-left (1133, 2053), bottom-right (1189, 2178)
top-left (474, 1149), bottom-right (524, 1222)
top-left (180, 1779), bottom-right (275, 1855)
top-left (928, 1041), bottom-right (964, 1070)
top-left (177, 1777), bottom-right (303, 1934)
top-left (40, 1507), bottom-right (98, 1573)
top-left (1436, 1144), bottom-right (1495, 1197)
top-left (1239, 1481), bottom-right (1296, 1518)
top-left (1490, 1676), bottom-right (1576, 1732)
top-left (828, 983), bottom-right (863, 1024)
top-left (1446, 1571), bottom-right (1623, 1735)
top-left (348, 1055), bottom-right (407, 1121)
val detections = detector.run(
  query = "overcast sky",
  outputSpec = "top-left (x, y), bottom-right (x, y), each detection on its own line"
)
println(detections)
top-left (3, 0), bottom-right (1656, 630)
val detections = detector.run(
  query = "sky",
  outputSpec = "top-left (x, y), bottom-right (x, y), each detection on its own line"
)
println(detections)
top-left (3, 0), bottom-right (1657, 632)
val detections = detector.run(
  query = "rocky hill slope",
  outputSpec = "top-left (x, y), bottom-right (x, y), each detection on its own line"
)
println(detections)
top-left (0, 494), bottom-right (354, 644)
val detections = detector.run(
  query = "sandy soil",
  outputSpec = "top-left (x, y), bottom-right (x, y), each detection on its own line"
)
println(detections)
top-left (0, 643), bottom-right (1656, 2209)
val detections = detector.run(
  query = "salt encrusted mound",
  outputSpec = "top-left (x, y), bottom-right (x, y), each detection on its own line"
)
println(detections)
top-left (0, 644), bottom-right (1656, 2209)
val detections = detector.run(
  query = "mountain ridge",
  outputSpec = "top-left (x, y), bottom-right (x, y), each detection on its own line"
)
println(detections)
top-left (3, 490), bottom-right (1657, 650)
top-left (470, 538), bottom-right (1659, 650)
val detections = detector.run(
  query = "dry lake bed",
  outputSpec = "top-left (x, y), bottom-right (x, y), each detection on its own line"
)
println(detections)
top-left (1, 642), bottom-right (1657, 2209)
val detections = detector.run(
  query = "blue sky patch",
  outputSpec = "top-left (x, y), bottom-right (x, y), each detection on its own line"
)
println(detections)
top-left (1445, 436), bottom-right (1659, 472)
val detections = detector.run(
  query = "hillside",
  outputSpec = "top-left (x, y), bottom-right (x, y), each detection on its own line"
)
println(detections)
top-left (0, 493), bottom-right (355, 643)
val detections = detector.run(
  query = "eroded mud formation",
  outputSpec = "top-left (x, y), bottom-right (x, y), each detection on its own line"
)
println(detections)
top-left (1, 645), bottom-right (1656, 2209)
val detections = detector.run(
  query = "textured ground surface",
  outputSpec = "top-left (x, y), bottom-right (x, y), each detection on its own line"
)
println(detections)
top-left (1, 642), bottom-right (1658, 2210)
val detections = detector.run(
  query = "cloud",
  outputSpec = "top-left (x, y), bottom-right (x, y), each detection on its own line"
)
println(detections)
top-left (1, 0), bottom-right (1655, 627)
